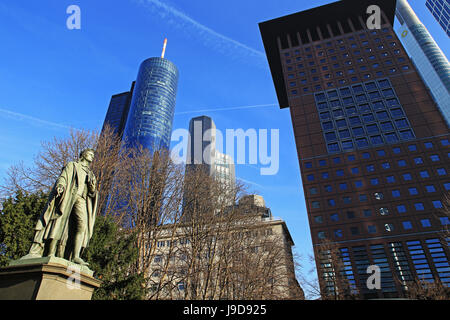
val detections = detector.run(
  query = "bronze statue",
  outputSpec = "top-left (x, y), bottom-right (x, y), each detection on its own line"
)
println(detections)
top-left (22, 149), bottom-right (98, 266)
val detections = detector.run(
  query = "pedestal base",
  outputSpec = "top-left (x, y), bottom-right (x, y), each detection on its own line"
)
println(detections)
top-left (0, 256), bottom-right (102, 300)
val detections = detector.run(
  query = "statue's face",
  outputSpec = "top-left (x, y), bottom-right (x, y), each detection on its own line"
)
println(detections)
top-left (83, 150), bottom-right (95, 163)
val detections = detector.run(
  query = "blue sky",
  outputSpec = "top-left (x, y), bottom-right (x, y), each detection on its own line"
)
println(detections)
top-left (0, 0), bottom-right (448, 292)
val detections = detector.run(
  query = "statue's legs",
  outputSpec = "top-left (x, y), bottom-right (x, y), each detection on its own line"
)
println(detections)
top-left (48, 239), bottom-right (58, 257)
top-left (71, 196), bottom-right (88, 266)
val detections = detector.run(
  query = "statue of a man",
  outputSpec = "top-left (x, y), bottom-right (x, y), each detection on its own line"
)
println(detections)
top-left (23, 149), bottom-right (98, 266)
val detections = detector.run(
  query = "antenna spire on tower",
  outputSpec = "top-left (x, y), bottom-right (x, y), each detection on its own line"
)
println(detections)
top-left (161, 38), bottom-right (168, 59)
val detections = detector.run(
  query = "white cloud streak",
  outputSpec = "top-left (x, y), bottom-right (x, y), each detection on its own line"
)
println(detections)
top-left (0, 108), bottom-right (72, 131)
top-left (175, 103), bottom-right (277, 115)
top-left (134, 0), bottom-right (267, 67)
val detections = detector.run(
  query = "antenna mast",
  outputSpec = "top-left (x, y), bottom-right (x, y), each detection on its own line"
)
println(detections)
top-left (161, 38), bottom-right (168, 59)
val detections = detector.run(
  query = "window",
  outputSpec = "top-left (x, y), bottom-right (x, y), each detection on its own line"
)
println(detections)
top-left (408, 144), bottom-right (417, 152)
top-left (432, 200), bottom-right (443, 209)
top-left (414, 203), bottom-right (425, 211)
top-left (397, 160), bottom-right (407, 167)
top-left (363, 209), bottom-right (372, 217)
top-left (392, 190), bottom-right (401, 198)
top-left (425, 185), bottom-right (436, 193)
top-left (369, 91), bottom-right (381, 100)
top-left (402, 173), bottom-right (412, 181)
top-left (437, 168), bottom-right (447, 176)
top-left (414, 157), bottom-right (423, 165)
top-left (324, 185), bottom-right (333, 192)
top-left (355, 180), bottom-right (363, 188)
top-left (322, 172), bottom-right (330, 179)
top-left (325, 132), bottom-right (338, 142)
top-left (386, 175), bottom-right (395, 183)
top-left (323, 121), bottom-right (334, 130)
top-left (318, 232), bottom-right (326, 239)
top-left (395, 119), bottom-right (409, 128)
top-left (347, 211), bottom-right (355, 219)
top-left (336, 169), bottom-right (344, 177)
top-left (366, 165), bottom-right (375, 172)
top-left (333, 157), bottom-right (341, 164)
top-left (330, 213), bottom-right (339, 222)
top-left (343, 196), bottom-right (352, 204)
top-left (408, 187), bottom-right (418, 195)
top-left (377, 149), bottom-right (386, 156)
top-left (368, 225), bottom-right (377, 233)
top-left (392, 147), bottom-right (402, 154)
top-left (352, 127), bottom-right (364, 136)
top-left (319, 159), bottom-right (327, 166)
top-left (362, 152), bottom-right (371, 159)
top-left (305, 162), bottom-right (313, 168)
top-left (381, 162), bottom-right (391, 169)
top-left (397, 205), bottom-right (407, 213)
top-left (307, 174), bottom-right (315, 181)
top-left (336, 119), bottom-right (347, 128)
top-left (312, 201), bottom-right (321, 209)
top-left (430, 154), bottom-right (440, 162)
top-left (334, 229), bottom-right (343, 238)
top-left (359, 194), bottom-right (368, 202)
top-left (356, 138), bottom-right (369, 148)
top-left (371, 178), bottom-right (379, 186)
top-left (367, 124), bottom-right (380, 134)
top-left (420, 219), bottom-right (431, 228)
top-left (314, 216), bottom-right (323, 223)
top-left (309, 187), bottom-right (318, 195)
top-left (381, 122), bottom-right (394, 132)
top-left (402, 221), bottom-right (413, 230)
top-left (342, 140), bottom-right (354, 150)
top-left (441, 139), bottom-right (449, 146)
top-left (444, 182), bottom-right (450, 191)
top-left (440, 217), bottom-right (450, 226)
top-left (339, 182), bottom-right (348, 190)
top-left (420, 170), bottom-right (430, 178)
top-left (347, 155), bottom-right (356, 161)
top-left (391, 108), bottom-right (404, 117)
top-left (350, 227), bottom-right (360, 235)
top-left (371, 135), bottom-right (383, 145)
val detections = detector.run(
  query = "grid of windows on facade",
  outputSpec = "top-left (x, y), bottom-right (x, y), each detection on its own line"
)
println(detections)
top-left (283, 27), bottom-right (410, 93)
top-left (406, 238), bottom-right (450, 286)
top-left (426, 0), bottom-right (450, 36)
top-left (314, 78), bottom-right (415, 153)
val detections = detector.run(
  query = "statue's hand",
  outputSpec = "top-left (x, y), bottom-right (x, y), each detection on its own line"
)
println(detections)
top-left (56, 185), bottom-right (64, 197)
top-left (88, 175), bottom-right (96, 192)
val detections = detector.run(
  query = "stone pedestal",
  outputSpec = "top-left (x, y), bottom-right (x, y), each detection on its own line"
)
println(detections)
top-left (0, 256), bottom-right (102, 300)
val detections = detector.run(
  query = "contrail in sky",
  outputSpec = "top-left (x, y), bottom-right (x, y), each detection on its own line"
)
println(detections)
top-left (175, 103), bottom-right (277, 115)
top-left (0, 108), bottom-right (72, 131)
top-left (135, 0), bottom-right (267, 67)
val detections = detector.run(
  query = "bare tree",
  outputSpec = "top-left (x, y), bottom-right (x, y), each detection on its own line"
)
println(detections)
top-left (145, 168), bottom-right (303, 300)
top-left (313, 239), bottom-right (357, 300)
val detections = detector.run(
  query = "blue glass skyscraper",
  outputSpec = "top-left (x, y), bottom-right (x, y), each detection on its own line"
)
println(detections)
top-left (122, 57), bottom-right (179, 154)
top-left (395, 0), bottom-right (450, 126)
top-left (426, 0), bottom-right (450, 36)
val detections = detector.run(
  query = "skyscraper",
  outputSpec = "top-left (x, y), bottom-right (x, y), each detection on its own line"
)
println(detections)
top-left (102, 40), bottom-right (179, 154)
top-left (395, 0), bottom-right (450, 126)
top-left (186, 115), bottom-right (236, 190)
top-left (260, 0), bottom-right (450, 299)
top-left (122, 57), bottom-right (179, 154)
top-left (426, 0), bottom-right (450, 36)
top-left (101, 82), bottom-right (135, 138)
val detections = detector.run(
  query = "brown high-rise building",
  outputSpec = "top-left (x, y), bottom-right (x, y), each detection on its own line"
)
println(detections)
top-left (260, 0), bottom-right (450, 298)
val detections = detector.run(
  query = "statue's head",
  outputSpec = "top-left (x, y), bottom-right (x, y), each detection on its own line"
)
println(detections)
top-left (80, 148), bottom-right (95, 163)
